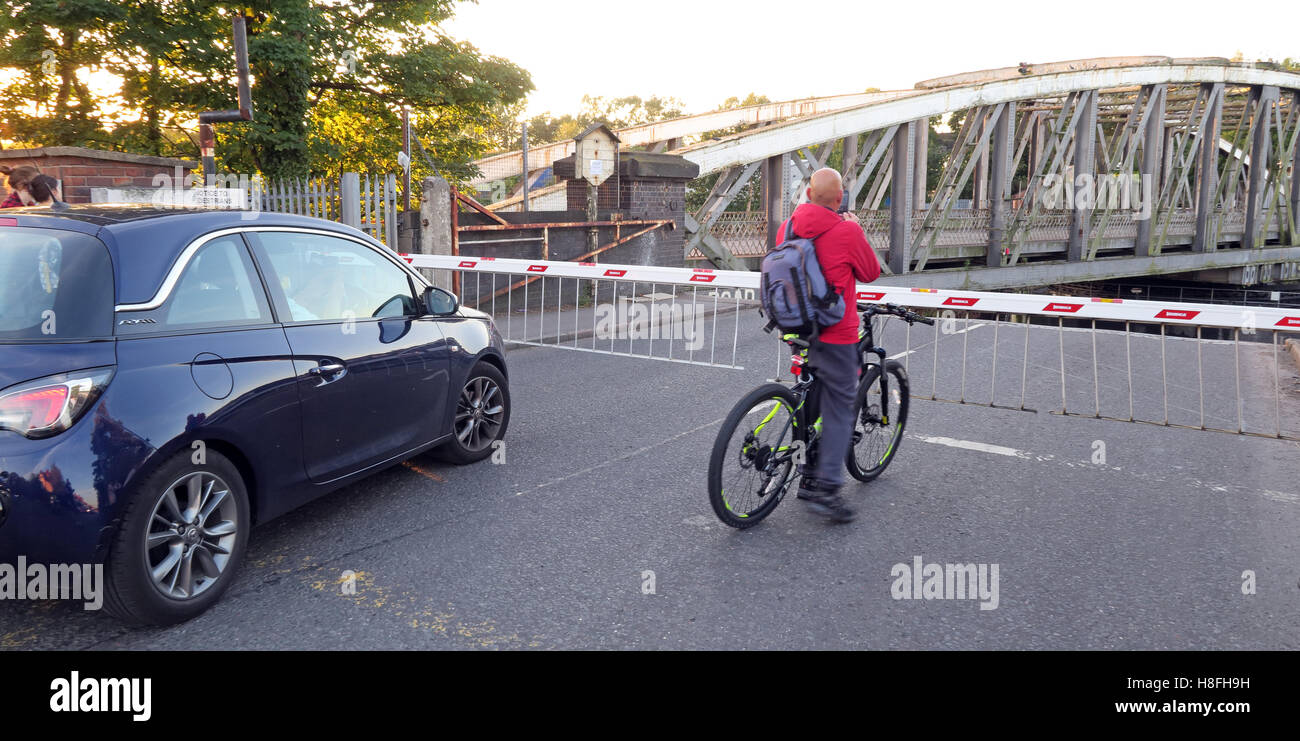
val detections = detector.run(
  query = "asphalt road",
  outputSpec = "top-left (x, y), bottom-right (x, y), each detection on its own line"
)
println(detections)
top-left (3, 309), bottom-right (1299, 650)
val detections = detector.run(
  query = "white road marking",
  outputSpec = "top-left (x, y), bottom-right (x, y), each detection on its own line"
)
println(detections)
top-left (888, 323), bottom-right (987, 360)
top-left (906, 430), bottom-right (1296, 506)
top-left (909, 433), bottom-right (1030, 459)
top-left (1262, 489), bottom-right (1300, 505)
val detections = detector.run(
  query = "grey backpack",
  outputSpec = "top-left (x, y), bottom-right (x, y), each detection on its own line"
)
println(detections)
top-left (759, 218), bottom-right (846, 334)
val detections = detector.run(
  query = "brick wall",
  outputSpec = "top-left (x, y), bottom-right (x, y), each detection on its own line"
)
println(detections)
top-left (550, 153), bottom-right (694, 269)
top-left (552, 157), bottom-right (621, 212)
top-left (0, 146), bottom-right (196, 204)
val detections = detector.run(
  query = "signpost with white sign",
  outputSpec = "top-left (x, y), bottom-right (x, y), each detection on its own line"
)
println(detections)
top-left (574, 123), bottom-right (620, 254)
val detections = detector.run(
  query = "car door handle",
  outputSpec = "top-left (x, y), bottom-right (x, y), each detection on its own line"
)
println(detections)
top-left (307, 362), bottom-right (347, 385)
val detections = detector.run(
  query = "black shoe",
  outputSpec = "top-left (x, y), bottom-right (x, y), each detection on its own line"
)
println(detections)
top-left (796, 479), bottom-right (856, 522)
top-left (796, 475), bottom-right (816, 500)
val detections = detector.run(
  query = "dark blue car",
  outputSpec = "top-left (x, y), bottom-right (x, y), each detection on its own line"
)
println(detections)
top-left (0, 206), bottom-right (510, 624)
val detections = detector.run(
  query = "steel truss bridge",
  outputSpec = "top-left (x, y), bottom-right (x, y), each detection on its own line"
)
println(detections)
top-left (474, 57), bottom-right (1300, 291)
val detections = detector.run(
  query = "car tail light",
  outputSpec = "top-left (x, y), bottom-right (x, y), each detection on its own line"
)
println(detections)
top-left (0, 367), bottom-right (114, 439)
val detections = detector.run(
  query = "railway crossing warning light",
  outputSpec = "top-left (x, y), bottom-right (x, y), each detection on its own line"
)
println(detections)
top-left (574, 123), bottom-right (620, 186)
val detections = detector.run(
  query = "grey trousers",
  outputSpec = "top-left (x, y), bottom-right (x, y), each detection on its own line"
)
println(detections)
top-left (808, 339), bottom-right (860, 488)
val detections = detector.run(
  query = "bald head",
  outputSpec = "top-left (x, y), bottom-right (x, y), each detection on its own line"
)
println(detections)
top-left (807, 168), bottom-right (844, 209)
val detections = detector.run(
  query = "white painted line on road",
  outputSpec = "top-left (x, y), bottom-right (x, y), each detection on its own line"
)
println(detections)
top-left (888, 323), bottom-right (987, 360)
top-left (909, 434), bottom-right (1030, 459)
top-left (906, 431), bottom-right (1297, 507)
top-left (1261, 489), bottom-right (1300, 505)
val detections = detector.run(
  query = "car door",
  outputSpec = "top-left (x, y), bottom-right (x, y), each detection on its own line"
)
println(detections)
top-left (246, 229), bottom-right (450, 483)
top-left (111, 231), bottom-right (305, 519)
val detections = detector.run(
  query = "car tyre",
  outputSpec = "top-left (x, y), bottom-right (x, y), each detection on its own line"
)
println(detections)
top-left (439, 362), bottom-right (510, 464)
top-left (104, 449), bottom-right (250, 626)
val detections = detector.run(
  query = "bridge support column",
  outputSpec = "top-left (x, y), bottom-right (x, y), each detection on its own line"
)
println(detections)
top-left (1161, 126), bottom-right (1175, 193)
top-left (889, 122), bottom-right (915, 274)
top-left (1026, 113), bottom-right (1041, 178)
top-left (1193, 82), bottom-right (1224, 252)
top-left (1244, 86), bottom-right (1279, 249)
top-left (1068, 90), bottom-right (1098, 261)
top-left (913, 118), bottom-right (928, 208)
top-left (763, 154), bottom-right (784, 250)
top-left (972, 110), bottom-right (989, 208)
top-left (842, 135), bottom-right (858, 182)
top-left (1135, 85), bottom-right (1166, 256)
top-left (987, 102), bottom-right (1014, 267)
top-left (1292, 91), bottom-right (1300, 245)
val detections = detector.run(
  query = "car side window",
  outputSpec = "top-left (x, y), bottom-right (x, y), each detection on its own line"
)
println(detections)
top-left (254, 232), bottom-right (419, 323)
top-left (162, 236), bottom-right (271, 329)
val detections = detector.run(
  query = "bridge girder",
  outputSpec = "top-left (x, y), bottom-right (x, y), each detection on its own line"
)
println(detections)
top-left (680, 61), bottom-right (1300, 279)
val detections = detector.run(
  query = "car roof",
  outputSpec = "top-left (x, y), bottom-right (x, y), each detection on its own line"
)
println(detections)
top-left (4, 205), bottom-right (385, 305)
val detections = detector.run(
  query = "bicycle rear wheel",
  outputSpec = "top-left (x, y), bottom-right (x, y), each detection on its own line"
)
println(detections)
top-left (846, 360), bottom-right (909, 482)
top-left (708, 384), bottom-right (803, 528)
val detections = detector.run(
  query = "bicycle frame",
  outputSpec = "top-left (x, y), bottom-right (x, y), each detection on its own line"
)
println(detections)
top-left (856, 312), bottom-right (892, 424)
top-left (760, 309), bottom-right (902, 480)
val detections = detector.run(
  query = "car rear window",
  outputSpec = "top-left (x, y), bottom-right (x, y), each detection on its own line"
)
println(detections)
top-left (0, 226), bottom-right (114, 341)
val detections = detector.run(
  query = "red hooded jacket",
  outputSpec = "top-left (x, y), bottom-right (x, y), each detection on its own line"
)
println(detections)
top-left (778, 202), bottom-right (881, 344)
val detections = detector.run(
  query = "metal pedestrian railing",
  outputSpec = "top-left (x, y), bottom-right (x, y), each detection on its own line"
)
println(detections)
top-left (403, 254), bottom-right (1300, 442)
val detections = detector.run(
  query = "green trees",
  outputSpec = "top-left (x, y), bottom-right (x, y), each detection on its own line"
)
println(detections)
top-left (0, 1), bottom-right (531, 181)
top-left (1, 0), bottom-right (126, 148)
top-left (485, 94), bottom-right (687, 152)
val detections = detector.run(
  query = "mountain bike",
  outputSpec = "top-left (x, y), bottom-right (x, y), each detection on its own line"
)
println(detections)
top-left (707, 302), bottom-right (935, 528)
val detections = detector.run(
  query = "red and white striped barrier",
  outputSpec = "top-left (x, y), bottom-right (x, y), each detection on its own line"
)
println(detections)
top-left (401, 254), bottom-right (1300, 332)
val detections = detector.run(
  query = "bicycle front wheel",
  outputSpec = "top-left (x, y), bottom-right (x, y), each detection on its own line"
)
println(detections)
top-left (708, 384), bottom-right (803, 528)
top-left (846, 360), bottom-right (909, 482)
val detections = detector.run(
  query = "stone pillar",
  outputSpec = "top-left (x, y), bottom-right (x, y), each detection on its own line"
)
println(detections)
top-left (418, 176), bottom-right (453, 291)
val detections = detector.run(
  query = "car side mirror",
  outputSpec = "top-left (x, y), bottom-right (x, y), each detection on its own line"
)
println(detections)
top-left (422, 285), bottom-right (459, 316)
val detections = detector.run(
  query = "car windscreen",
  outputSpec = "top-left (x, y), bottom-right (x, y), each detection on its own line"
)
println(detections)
top-left (0, 226), bottom-right (114, 341)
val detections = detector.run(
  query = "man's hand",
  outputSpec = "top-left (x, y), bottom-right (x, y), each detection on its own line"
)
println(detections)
top-left (841, 210), bottom-right (861, 226)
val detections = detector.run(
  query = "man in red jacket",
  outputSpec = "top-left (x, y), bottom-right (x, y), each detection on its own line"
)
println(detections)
top-left (779, 167), bottom-right (882, 522)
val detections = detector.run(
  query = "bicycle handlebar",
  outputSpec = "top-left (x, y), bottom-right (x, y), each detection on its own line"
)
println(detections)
top-left (856, 302), bottom-right (935, 326)
top-left (778, 302), bottom-right (933, 351)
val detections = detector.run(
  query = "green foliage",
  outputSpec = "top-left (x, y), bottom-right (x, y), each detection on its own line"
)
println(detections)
top-left (0, 0), bottom-right (532, 182)
top-left (487, 94), bottom-right (688, 151)
top-left (0, 0), bottom-right (126, 147)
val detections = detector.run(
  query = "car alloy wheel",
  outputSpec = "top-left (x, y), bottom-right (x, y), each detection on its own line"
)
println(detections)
top-left (454, 375), bottom-right (505, 453)
top-left (145, 471), bottom-right (239, 600)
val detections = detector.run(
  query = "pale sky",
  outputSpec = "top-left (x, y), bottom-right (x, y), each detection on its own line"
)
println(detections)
top-left (443, 0), bottom-right (1299, 117)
